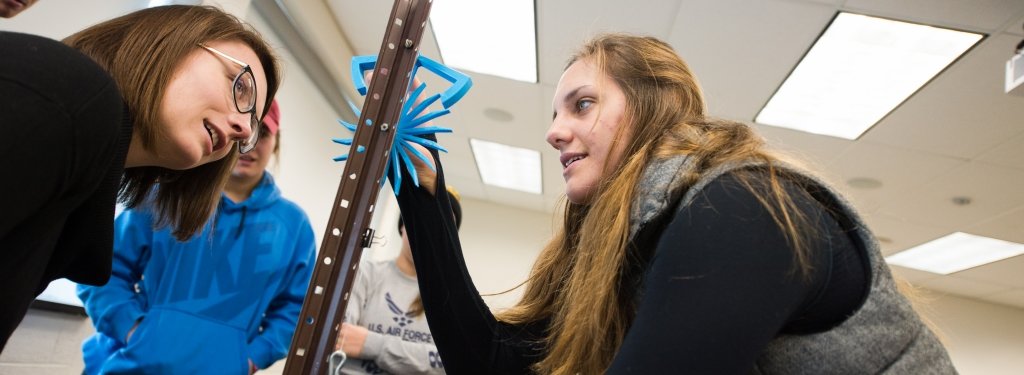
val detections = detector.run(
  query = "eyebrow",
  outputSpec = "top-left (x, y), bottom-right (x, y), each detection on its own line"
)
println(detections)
top-left (552, 85), bottom-right (592, 120)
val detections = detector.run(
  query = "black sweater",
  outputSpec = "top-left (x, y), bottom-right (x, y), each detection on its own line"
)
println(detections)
top-left (0, 32), bottom-right (131, 350)
top-left (395, 157), bottom-right (869, 374)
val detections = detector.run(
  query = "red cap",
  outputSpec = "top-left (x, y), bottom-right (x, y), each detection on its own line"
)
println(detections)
top-left (263, 99), bottom-right (281, 135)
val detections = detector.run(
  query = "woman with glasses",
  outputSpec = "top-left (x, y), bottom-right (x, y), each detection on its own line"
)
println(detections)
top-left (79, 100), bottom-right (316, 375)
top-left (0, 5), bottom-right (280, 351)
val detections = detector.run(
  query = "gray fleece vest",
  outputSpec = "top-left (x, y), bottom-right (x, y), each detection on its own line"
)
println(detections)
top-left (628, 156), bottom-right (957, 374)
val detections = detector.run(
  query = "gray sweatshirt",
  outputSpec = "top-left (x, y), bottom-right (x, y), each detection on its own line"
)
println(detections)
top-left (333, 259), bottom-right (445, 375)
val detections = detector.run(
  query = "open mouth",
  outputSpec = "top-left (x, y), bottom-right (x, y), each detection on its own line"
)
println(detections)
top-left (561, 154), bottom-right (587, 168)
top-left (203, 121), bottom-right (224, 152)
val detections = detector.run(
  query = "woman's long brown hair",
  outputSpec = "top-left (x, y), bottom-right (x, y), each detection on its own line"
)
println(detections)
top-left (495, 34), bottom-right (818, 374)
top-left (63, 5), bottom-right (281, 240)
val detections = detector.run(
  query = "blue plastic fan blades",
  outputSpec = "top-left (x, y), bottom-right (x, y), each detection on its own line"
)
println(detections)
top-left (332, 55), bottom-right (472, 195)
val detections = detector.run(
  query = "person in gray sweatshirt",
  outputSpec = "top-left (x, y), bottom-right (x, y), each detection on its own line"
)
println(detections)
top-left (331, 187), bottom-right (463, 375)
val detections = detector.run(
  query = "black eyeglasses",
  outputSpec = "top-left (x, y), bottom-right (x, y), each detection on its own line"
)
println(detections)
top-left (200, 44), bottom-right (260, 153)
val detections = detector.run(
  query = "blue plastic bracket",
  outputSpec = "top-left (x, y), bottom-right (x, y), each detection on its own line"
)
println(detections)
top-left (350, 55), bottom-right (472, 109)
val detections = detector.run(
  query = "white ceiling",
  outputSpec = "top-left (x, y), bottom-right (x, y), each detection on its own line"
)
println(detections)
top-left (315, 0), bottom-right (1024, 310)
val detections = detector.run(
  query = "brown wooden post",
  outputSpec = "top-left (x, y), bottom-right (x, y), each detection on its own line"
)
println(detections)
top-left (282, 1), bottom-right (433, 373)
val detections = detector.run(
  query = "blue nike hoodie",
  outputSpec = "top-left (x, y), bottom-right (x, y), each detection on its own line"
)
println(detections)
top-left (78, 173), bottom-right (316, 374)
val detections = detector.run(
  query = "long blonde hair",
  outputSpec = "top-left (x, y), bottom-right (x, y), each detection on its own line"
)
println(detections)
top-left (495, 33), bottom-right (818, 374)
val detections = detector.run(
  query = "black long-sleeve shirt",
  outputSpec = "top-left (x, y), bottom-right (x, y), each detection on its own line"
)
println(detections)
top-left (0, 32), bottom-right (131, 351)
top-left (396, 157), bottom-right (869, 374)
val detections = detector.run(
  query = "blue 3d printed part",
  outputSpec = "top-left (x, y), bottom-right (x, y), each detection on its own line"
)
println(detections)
top-left (332, 55), bottom-right (472, 195)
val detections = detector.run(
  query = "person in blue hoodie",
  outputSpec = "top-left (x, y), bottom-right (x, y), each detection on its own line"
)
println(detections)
top-left (78, 100), bottom-right (316, 375)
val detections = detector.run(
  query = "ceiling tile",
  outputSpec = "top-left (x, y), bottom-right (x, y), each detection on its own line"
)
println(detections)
top-left (483, 185), bottom-right (547, 213)
top-left (890, 265), bottom-right (942, 285)
top-left (844, 0), bottom-right (1024, 33)
top-left (920, 275), bottom-right (1014, 298)
top-left (879, 161), bottom-right (1024, 229)
top-left (439, 135), bottom-right (485, 199)
top-left (444, 168), bottom-right (487, 201)
top-left (861, 34), bottom-right (1024, 160)
top-left (669, 0), bottom-right (837, 121)
top-left (326, 0), bottom-right (444, 60)
top-left (953, 254), bottom-right (1024, 288)
top-left (976, 131), bottom-right (1024, 171)
top-left (969, 206), bottom-right (1024, 244)
top-left (451, 72), bottom-right (548, 143)
top-left (862, 212), bottom-right (954, 255)
top-left (1007, 16), bottom-right (1024, 36)
top-left (433, 72), bottom-right (550, 214)
top-left (828, 141), bottom-right (966, 213)
top-left (327, 0), bottom-right (396, 55)
top-left (754, 124), bottom-right (854, 167)
top-left (536, 0), bottom-right (681, 84)
top-left (980, 289), bottom-right (1024, 310)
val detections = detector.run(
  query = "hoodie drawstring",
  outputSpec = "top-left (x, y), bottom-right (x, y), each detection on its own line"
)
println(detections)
top-left (235, 206), bottom-right (247, 239)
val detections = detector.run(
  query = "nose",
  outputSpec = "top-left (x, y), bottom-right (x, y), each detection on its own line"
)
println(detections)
top-left (226, 111), bottom-right (254, 142)
top-left (545, 118), bottom-right (571, 150)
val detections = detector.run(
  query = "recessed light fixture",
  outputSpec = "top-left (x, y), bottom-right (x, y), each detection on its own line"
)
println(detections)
top-left (885, 232), bottom-right (1024, 275)
top-left (756, 12), bottom-right (982, 139)
top-left (483, 107), bottom-right (515, 122)
top-left (430, 0), bottom-right (537, 82)
top-left (470, 138), bottom-right (542, 194)
top-left (847, 177), bottom-right (883, 189)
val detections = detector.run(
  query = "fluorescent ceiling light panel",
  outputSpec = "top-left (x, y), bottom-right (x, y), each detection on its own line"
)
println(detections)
top-left (430, 0), bottom-right (537, 82)
top-left (756, 12), bottom-right (981, 139)
top-left (886, 232), bottom-right (1024, 275)
top-left (470, 138), bottom-right (542, 194)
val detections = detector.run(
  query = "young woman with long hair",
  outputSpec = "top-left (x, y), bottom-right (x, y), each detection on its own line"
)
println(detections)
top-left (394, 33), bottom-right (954, 374)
